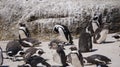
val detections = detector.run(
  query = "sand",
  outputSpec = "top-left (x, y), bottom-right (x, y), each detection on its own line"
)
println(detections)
top-left (0, 33), bottom-right (120, 67)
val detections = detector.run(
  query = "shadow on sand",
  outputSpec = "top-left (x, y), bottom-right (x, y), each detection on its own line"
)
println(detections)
top-left (82, 49), bottom-right (98, 53)
top-left (102, 41), bottom-right (115, 44)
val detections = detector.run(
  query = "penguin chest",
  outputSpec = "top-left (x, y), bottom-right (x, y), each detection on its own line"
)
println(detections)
top-left (53, 53), bottom-right (62, 64)
top-left (92, 22), bottom-right (99, 32)
top-left (97, 29), bottom-right (108, 43)
top-left (71, 54), bottom-right (83, 67)
top-left (19, 30), bottom-right (27, 39)
top-left (58, 28), bottom-right (67, 42)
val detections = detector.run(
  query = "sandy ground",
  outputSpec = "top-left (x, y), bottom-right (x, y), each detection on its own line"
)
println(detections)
top-left (0, 33), bottom-right (120, 67)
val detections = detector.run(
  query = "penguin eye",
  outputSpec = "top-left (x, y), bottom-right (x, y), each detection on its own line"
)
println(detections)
top-left (83, 60), bottom-right (85, 63)
top-left (38, 51), bottom-right (42, 54)
top-left (37, 49), bottom-right (44, 55)
top-left (38, 51), bottom-right (44, 55)
top-left (19, 51), bottom-right (25, 55)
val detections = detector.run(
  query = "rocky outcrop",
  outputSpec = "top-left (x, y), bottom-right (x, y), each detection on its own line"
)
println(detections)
top-left (0, 0), bottom-right (120, 40)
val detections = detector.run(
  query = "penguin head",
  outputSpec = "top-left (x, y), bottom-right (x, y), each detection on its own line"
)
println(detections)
top-left (53, 25), bottom-right (59, 33)
top-left (32, 49), bottom-right (45, 56)
top-left (83, 57), bottom-right (88, 64)
top-left (19, 23), bottom-right (26, 27)
top-left (49, 39), bottom-right (65, 50)
top-left (18, 51), bottom-right (25, 56)
top-left (93, 16), bottom-right (98, 20)
top-left (7, 51), bottom-right (14, 56)
top-left (53, 25), bottom-right (64, 33)
top-left (37, 49), bottom-right (45, 55)
top-left (49, 43), bottom-right (58, 49)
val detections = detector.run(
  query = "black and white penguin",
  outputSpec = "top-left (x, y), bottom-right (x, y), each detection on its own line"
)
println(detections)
top-left (18, 56), bottom-right (50, 67)
top-left (89, 12), bottom-right (103, 36)
top-left (53, 24), bottom-right (73, 45)
top-left (19, 23), bottom-right (31, 40)
top-left (83, 54), bottom-right (111, 65)
top-left (78, 25), bottom-right (93, 52)
top-left (18, 23), bottom-right (41, 47)
top-left (19, 38), bottom-right (41, 47)
top-left (67, 46), bottom-right (83, 67)
top-left (93, 11), bottom-right (103, 26)
top-left (49, 39), bottom-right (65, 49)
top-left (25, 55), bottom-right (50, 67)
top-left (20, 47), bottom-right (45, 63)
top-left (53, 45), bottom-right (68, 67)
top-left (0, 47), bottom-right (3, 65)
top-left (91, 16), bottom-right (101, 34)
top-left (20, 47), bottom-right (49, 67)
top-left (6, 40), bottom-right (23, 61)
top-left (93, 23), bottom-right (109, 44)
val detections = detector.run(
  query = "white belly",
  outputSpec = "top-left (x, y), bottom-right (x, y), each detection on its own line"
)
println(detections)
top-left (19, 30), bottom-right (27, 39)
top-left (92, 22), bottom-right (98, 32)
top-left (71, 54), bottom-right (83, 67)
top-left (53, 52), bottom-right (62, 64)
top-left (97, 29), bottom-right (108, 43)
top-left (58, 28), bottom-right (68, 42)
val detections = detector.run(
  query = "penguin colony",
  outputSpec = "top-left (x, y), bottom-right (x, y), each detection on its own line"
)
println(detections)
top-left (0, 12), bottom-right (117, 67)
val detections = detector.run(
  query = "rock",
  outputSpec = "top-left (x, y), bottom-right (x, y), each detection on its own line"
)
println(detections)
top-left (0, 0), bottom-right (120, 40)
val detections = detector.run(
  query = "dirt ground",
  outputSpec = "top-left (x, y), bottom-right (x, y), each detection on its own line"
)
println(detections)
top-left (0, 33), bottom-right (120, 67)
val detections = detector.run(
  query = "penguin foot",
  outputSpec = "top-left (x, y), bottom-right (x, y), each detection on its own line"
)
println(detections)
top-left (64, 43), bottom-right (73, 46)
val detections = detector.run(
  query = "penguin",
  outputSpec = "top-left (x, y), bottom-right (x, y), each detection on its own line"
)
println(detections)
top-left (49, 39), bottom-right (65, 49)
top-left (0, 47), bottom-right (3, 65)
top-left (53, 45), bottom-right (68, 67)
top-left (67, 46), bottom-right (83, 67)
top-left (20, 47), bottom-right (45, 63)
top-left (19, 38), bottom-right (41, 47)
top-left (93, 23), bottom-right (109, 44)
top-left (53, 24), bottom-right (73, 45)
top-left (78, 25), bottom-right (92, 52)
top-left (19, 23), bottom-right (31, 40)
top-left (91, 16), bottom-right (100, 33)
top-left (83, 54), bottom-right (111, 65)
top-left (6, 40), bottom-right (23, 61)
top-left (25, 55), bottom-right (50, 67)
